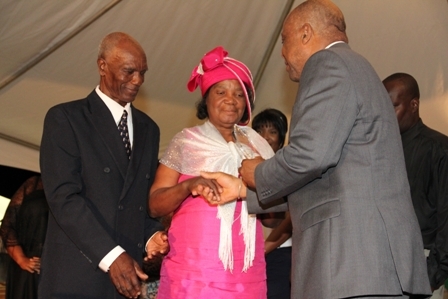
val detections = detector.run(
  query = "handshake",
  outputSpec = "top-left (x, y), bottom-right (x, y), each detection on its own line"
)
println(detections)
top-left (198, 171), bottom-right (246, 205)
top-left (197, 156), bottom-right (263, 205)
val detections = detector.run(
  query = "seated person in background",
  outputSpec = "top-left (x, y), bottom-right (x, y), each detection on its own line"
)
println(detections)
top-left (148, 46), bottom-right (274, 298)
top-left (383, 72), bottom-right (448, 295)
top-left (252, 108), bottom-right (292, 299)
top-left (0, 175), bottom-right (48, 299)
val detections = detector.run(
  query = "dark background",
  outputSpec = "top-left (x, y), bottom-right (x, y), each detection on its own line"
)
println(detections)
top-left (0, 165), bottom-right (40, 199)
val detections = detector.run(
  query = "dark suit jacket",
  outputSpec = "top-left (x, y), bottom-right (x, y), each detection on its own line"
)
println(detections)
top-left (247, 43), bottom-right (431, 298)
top-left (39, 90), bottom-right (164, 299)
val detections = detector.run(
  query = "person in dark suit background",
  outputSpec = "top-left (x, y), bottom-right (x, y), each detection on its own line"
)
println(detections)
top-left (201, 0), bottom-right (431, 298)
top-left (383, 72), bottom-right (448, 296)
top-left (39, 32), bottom-right (168, 299)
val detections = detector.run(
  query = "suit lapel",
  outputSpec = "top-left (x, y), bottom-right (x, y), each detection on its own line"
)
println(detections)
top-left (87, 91), bottom-right (129, 179)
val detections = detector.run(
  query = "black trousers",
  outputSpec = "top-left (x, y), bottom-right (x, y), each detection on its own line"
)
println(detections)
top-left (266, 246), bottom-right (292, 299)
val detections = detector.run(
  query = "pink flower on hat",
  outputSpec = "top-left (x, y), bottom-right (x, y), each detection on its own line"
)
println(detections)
top-left (187, 46), bottom-right (228, 92)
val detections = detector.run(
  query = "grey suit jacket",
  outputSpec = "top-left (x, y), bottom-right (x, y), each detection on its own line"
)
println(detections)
top-left (39, 90), bottom-right (163, 299)
top-left (247, 43), bottom-right (431, 298)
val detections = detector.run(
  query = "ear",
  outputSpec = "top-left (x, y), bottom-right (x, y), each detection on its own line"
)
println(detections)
top-left (410, 98), bottom-right (419, 113)
top-left (97, 58), bottom-right (106, 75)
top-left (301, 23), bottom-right (312, 44)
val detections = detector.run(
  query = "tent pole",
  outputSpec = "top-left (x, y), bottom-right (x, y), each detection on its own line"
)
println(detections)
top-left (0, 133), bottom-right (40, 151)
top-left (0, 0), bottom-right (122, 91)
top-left (253, 0), bottom-right (295, 89)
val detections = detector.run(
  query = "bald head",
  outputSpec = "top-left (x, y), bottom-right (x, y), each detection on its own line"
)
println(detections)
top-left (98, 32), bottom-right (145, 60)
top-left (287, 0), bottom-right (348, 43)
top-left (97, 32), bottom-right (148, 106)
top-left (281, 0), bottom-right (348, 82)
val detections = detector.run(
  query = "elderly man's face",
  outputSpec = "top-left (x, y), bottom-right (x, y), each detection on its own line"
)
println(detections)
top-left (98, 41), bottom-right (148, 106)
top-left (281, 17), bottom-right (308, 82)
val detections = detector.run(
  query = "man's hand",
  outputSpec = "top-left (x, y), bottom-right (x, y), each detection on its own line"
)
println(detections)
top-left (109, 252), bottom-right (147, 299)
top-left (144, 231), bottom-right (169, 261)
top-left (200, 171), bottom-right (245, 204)
top-left (239, 156), bottom-right (264, 188)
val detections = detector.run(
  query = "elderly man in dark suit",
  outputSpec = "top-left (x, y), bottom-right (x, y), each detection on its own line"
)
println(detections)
top-left (39, 32), bottom-right (167, 299)
top-left (202, 0), bottom-right (431, 298)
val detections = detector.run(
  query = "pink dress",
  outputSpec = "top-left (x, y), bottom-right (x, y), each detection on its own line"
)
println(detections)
top-left (156, 175), bottom-right (267, 298)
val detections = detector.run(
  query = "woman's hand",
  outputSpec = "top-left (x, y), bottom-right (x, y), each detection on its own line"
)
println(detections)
top-left (188, 177), bottom-right (222, 202)
top-left (18, 256), bottom-right (41, 274)
top-left (8, 245), bottom-right (41, 274)
top-left (149, 165), bottom-right (223, 217)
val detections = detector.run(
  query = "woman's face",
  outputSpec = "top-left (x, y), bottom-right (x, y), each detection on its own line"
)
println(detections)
top-left (256, 123), bottom-right (281, 153)
top-left (206, 79), bottom-right (246, 129)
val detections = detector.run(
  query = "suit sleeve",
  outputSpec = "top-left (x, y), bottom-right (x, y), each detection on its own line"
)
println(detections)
top-left (40, 106), bottom-right (118, 267)
top-left (246, 189), bottom-right (288, 214)
top-left (254, 49), bottom-right (358, 205)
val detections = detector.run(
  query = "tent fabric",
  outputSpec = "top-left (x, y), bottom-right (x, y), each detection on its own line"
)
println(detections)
top-left (1, 0), bottom-right (448, 172)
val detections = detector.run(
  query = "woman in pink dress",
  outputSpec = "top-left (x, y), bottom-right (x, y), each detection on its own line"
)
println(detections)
top-left (148, 46), bottom-right (273, 298)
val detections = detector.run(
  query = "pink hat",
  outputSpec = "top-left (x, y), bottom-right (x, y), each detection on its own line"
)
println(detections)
top-left (187, 46), bottom-right (255, 125)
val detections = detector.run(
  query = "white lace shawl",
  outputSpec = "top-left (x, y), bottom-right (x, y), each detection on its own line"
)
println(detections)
top-left (160, 120), bottom-right (274, 272)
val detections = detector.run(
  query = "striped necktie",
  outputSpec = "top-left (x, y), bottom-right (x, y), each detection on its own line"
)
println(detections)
top-left (118, 110), bottom-right (131, 159)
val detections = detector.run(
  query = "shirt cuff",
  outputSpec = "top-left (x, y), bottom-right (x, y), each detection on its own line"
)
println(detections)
top-left (98, 246), bottom-right (125, 272)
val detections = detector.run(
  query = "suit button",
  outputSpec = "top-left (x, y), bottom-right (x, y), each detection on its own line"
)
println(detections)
top-left (104, 167), bottom-right (110, 173)
top-left (145, 173), bottom-right (150, 179)
top-left (139, 206), bottom-right (144, 211)
top-left (118, 205), bottom-right (124, 210)
top-left (137, 243), bottom-right (143, 248)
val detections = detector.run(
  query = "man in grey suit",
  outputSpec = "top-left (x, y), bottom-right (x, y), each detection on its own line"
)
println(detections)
top-left (202, 0), bottom-right (431, 298)
top-left (39, 32), bottom-right (168, 299)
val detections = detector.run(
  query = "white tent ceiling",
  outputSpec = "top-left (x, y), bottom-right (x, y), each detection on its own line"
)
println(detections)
top-left (1, 0), bottom-right (448, 173)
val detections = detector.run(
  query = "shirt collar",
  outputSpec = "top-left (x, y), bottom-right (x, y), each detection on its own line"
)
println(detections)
top-left (95, 85), bottom-right (131, 126)
top-left (325, 41), bottom-right (346, 49)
